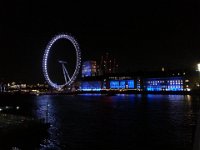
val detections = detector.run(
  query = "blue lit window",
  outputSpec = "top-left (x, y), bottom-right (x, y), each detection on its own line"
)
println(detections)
top-left (119, 81), bottom-right (125, 89)
top-left (127, 80), bottom-right (134, 89)
top-left (110, 81), bottom-right (120, 89)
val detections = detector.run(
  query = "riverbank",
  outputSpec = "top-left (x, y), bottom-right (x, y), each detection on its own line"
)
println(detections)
top-left (0, 113), bottom-right (49, 149)
top-left (1, 89), bottom-right (200, 96)
top-left (38, 90), bottom-right (200, 96)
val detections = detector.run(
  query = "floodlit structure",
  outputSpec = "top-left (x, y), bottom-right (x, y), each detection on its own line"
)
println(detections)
top-left (42, 34), bottom-right (81, 90)
top-left (79, 70), bottom-right (196, 92)
top-left (143, 77), bottom-right (185, 91)
top-left (82, 61), bottom-right (97, 77)
top-left (109, 80), bottom-right (134, 89)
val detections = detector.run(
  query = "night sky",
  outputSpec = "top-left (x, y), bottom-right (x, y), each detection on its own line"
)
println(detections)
top-left (0, 1), bottom-right (200, 83)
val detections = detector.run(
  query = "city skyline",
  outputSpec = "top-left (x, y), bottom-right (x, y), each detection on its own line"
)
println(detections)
top-left (0, 1), bottom-right (200, 83)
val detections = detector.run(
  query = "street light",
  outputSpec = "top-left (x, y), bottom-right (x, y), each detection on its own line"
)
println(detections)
top-left (197, 63), bottom-right (200, 72)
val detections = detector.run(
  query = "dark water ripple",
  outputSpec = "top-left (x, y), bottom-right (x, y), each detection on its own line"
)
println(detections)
top-left (0, 94), bottom-right (200, 150)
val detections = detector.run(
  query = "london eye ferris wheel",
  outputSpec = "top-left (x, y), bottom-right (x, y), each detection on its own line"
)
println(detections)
top-left (42, 34), bottom-right (81, 90)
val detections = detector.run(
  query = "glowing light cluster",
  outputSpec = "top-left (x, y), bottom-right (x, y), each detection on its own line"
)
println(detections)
top-left (82, 61), bottom-right (97, 77)
top-left (42, 34), bottom-right (81, 90)
top-left (80, 81), bottom-right (101, 91)
top-left (145, 77), bottom-right (184, 91)
top-left (110, 80), bottom-right (134, 89)
top-left (197, 63), bottom-right (200, 72)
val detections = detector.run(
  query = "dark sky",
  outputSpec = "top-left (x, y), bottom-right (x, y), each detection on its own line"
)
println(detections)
top-left (0, 1), bottom-right (200, 83)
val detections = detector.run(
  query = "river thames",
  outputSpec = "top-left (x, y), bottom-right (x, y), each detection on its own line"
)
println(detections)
top-left (1, 94), bottom-right (200, 150)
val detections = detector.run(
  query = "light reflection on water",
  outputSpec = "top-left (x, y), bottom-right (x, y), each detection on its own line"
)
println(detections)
top-left (33, 94), bottom-right (200, 150)
top-left (35, 95), bottom-right (61, 150)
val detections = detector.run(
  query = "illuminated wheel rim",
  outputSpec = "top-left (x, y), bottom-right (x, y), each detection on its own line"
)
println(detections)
top-left (42, 34), bottom-right (81, 90)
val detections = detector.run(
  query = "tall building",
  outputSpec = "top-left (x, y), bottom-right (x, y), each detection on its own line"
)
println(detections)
top-left (99, 52), bottom-right (118, 75)
top-left (82, 61), bottom-right (97, 77)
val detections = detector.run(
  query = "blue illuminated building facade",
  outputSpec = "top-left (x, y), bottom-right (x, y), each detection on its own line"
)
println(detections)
top-left (109, 80), bottom-right (134, 89)
top-left (78, 74), bottom-right (191, 92)
top-left (78, 60), bottom-right (196, 92)
top-left (80, 81), bottom-right (101, 91)
top-left (82, 61), bottom-right (97, 77)
top-left (79, 79), bottom-right (136, 91)
top-left (144, 77), bottom-right (184, 91)
top-left (79, 74), bottom-right (139, 91)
